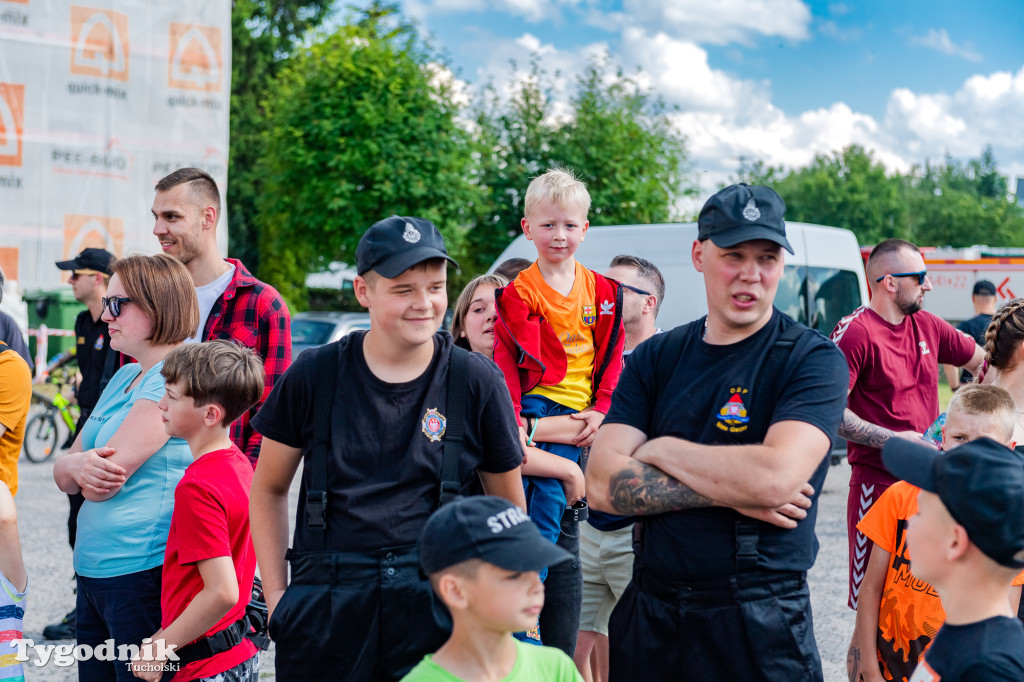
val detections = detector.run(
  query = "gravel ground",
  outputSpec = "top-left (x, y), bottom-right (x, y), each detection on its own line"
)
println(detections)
top-left (15, 429), bottom-right (856, 681)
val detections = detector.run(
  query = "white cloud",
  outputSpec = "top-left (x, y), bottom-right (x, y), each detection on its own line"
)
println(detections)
top-left (910, 28), bottom-right (982, 63)
top-left (620, 0), bottom-right (812, 46)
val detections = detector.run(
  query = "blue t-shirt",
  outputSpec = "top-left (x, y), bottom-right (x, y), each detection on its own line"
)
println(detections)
top-left (73, 362), bottom-right (191, 578)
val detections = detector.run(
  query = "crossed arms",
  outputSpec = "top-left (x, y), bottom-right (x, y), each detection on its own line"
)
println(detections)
top-left (585, 420), bottom-right (832, 528)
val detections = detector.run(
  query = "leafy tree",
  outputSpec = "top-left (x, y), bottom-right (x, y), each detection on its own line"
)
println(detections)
top-left (228, 0), bottom-right (333, 274)
top-left (254, 5), bottom-right (481, 304)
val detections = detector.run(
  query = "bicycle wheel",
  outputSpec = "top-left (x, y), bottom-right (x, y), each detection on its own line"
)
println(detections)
top-left (23, 411), bottom-right (60, 464)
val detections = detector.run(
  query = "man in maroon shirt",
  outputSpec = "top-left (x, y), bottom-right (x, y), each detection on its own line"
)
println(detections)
top-left (831, 238), bottom-right (984, 610)
top-left (152, 168), bottom-right (291, 466)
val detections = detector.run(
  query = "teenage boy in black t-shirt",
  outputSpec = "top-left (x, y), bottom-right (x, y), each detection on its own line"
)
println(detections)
top-left (882, 436), bottom-right (1024, 681)
top-left (250, 216), bottom-right (526, 682)
top-left (586, 184), bottom-right (848, 681)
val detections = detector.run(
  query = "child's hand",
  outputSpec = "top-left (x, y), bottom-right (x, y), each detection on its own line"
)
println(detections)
top-left (732, 483), bottom-right (814, 529)
top-left (517, 425), bottom-right (529, 464)
top-left (570, 410), bottom-right (605, 447)
top-left (561, 462), bottom-right (585, 506)
top-left (130, 638), bottom-right (164, 681)
top-left (73, 447), bottom-right (126, 495)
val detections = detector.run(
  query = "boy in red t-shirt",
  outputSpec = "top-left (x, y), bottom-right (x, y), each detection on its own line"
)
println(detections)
top-left (850, 384), bottom-right (1020, 682)
top-left (131, 340), bottom-right (265, 682)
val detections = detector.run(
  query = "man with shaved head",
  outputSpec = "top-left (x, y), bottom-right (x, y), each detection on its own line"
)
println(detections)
top-left (830, 238), bottom-right (984, 613)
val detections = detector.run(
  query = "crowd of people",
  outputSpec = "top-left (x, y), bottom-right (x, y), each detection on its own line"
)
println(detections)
top-left (1, 167), bottom-right (1023, 682)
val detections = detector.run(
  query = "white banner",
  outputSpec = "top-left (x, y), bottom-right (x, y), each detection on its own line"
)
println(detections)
top-left (0, 0), bottom-right (230, 291)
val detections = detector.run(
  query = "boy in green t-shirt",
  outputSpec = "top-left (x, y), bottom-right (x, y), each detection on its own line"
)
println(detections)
top-left (402, 496), bottom-right (583, 682)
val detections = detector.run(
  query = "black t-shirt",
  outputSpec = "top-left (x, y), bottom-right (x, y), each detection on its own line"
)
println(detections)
top-left (915, 617), bottom-right (1024, 681)
top-left (957, 314), bottom-right (990, 384)
top-left (0, 311), bottom-right (31, 369)
top-left (252, 331), bottom-right (523, 552)
top-left (74, 309), bottom-right (111, 410)
top-left (604, 309), bottom-right (847, 581)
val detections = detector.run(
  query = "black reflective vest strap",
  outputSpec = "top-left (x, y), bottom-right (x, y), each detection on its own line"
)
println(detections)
top-left (306, 343), bottom-right (338, 552)
top-left (735, 323), bottom-right (806, 572)
top-left (440, 345), bottom-right (469, 506)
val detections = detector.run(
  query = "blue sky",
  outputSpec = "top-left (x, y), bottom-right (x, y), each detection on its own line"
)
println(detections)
top-left (398, 0), bottom-right (1024, 203)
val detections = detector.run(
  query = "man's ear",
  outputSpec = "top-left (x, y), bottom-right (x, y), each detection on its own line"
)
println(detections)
top-left (948, 523), bottom-right (972, 562)
top-left (353, 275), bottom-right (371, 308)
top-left (691, 240), bottom-right (705, 273)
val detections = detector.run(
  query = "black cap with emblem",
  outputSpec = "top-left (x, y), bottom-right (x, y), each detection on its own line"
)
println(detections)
top-left (697, 183), bottom-right (793, 254)
top-left (356, 215), bottom-right (459, 278)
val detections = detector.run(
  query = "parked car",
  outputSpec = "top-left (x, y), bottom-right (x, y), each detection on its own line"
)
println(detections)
top-left (291, 311), bottom-right (371, 357)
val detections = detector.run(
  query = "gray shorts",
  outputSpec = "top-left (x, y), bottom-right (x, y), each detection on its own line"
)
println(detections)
top-left (197, 651), bottom-right (259, 682)
top-left (579, 522), bottom-right (635, 635)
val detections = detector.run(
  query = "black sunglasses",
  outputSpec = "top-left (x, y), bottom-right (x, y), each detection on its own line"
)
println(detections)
top-left (101, 296), bottom-right (132, 318)
top-left (875, 271), bottom-right (928, 285)
top-left (620, 282), bottom-right (651, 296)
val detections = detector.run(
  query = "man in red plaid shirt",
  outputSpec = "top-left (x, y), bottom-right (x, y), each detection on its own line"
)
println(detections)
top-left (152, 168), bottom-right (291, 466)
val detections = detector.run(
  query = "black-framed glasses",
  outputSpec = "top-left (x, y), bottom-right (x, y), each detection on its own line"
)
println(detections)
top-left (875, 271), bottom-right (928, 285)
top-left (620, 282), bottom-right (651, 296)
top-left (101, 296), bottom-right (132, 318)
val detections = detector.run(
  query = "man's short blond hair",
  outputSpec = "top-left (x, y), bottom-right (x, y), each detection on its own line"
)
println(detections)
top-left (524, 167), bottom-right (591, 218)
top-left (947, 384), bottom-right (1016, 442)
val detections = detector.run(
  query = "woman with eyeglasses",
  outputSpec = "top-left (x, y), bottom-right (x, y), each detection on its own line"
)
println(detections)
top-left (53, 253), bottom-right (199, 682)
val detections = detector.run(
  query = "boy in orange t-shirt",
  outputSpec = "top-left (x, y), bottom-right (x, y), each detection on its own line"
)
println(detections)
top-left (851, 384), bottom-right (1021, 682)
top-left (493, 169), bottom-right (624, 647)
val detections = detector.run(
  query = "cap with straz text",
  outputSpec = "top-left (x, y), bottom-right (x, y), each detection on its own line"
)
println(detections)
top-left (419, 496), bottom-right (572, 575)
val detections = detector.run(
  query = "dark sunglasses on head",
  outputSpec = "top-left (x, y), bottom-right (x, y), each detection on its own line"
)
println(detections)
top-left (619, 282), bottom-right (651, 296)
top-left (875, 271), bottom-right (927, 285)
top-left (101, 296), bottom-right (132, 318)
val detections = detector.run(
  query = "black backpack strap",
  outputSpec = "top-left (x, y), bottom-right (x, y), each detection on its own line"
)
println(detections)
top-left (440, 345), bottom-right (469, 506)
top-left (306, 343), bottom-right (338, 551)
top-left (735, 321), bottom-right (807, 572)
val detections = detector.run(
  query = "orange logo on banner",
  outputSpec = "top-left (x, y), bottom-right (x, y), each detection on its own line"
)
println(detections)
top-left (0, 248), bottom-right (18, 282)
top-left (63, 215), bottom-right (124, 264)
top-left (70, 6), bottom-right (130, 82)
top-left (2, 1), bottom-right (30, 5)
top-left (0, 83), bottom-right (24, 167)
top-left (168, 23), bottom-right (223, 92)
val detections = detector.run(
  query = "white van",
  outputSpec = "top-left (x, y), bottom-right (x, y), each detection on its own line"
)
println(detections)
top-left (489, 221), bottom-right (868, 336)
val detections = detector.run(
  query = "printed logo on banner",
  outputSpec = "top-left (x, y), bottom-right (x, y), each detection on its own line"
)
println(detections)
top-left (0, 248), bottom-right (18, 282)
top-left (0, 83), bottom-right (24, 167)
top-left (63, 215), bottom-right (124, 263)
top-left (168, 23), bottom-right (223, 92)
top-left (70, 6), bottom-right (130, 82)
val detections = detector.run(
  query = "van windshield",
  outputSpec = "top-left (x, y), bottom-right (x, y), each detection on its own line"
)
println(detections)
top-left (776, 266), bottom-right (861, 335)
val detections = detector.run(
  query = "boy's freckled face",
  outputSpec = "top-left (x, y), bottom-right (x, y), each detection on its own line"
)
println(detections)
top-left (460, 562), bottom-right (546, 633)
top-left (941, 410), bottom-right (1012, 450)
top-left (157, 382), bottom-right (203, 440)
top-left (522, 199), bottom-right (589, 265)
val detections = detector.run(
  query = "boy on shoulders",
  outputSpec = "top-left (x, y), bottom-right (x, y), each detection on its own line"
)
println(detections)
top-left (132, 340), bottom-right (264, 681)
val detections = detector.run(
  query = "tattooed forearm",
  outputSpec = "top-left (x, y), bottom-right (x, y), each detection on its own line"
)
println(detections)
top-left (608, 459), bottom-right (713, 515)
top-left (847, 642), bottom-right (861, 682)
top-left (838, 409), bottom-right (895, 449)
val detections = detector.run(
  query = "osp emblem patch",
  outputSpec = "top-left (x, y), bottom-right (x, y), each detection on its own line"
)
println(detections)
top-left (715, 387), bottom-right (750, 433)
top-left (582, 304), bottom-right (596, 326)
top-left (421, 407), bottom-right (446, 442)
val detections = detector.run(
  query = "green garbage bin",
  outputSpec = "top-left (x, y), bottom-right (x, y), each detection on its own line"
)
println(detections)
top-left (23, 288), bottom-right (85, 363)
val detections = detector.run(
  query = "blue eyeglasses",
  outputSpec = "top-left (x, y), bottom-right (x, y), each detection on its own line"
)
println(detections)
top-left (875, 271), bottom-right (927, 285)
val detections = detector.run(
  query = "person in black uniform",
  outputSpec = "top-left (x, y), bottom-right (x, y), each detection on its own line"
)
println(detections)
top-left (250, 216), bottom-right (527, 682)
top-left (42, 247), bottom-right (115, 641)
top-left (944, 279), bottom-right (997, 390)
top-left (586, 184), bottom-right (848, 681)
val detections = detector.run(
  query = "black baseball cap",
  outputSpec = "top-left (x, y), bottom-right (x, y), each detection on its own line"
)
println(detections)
top-left (882, 436), bottom-right (1024, 569)
top-left (55, 248), bottom-right (114, 276)
top-left (973, 280), bottom-right (996, 296)
top-left (697, 183), bottom-right (793, 254)
top-left (356, 216), bottom-right (458, 278)
top-left (419, 496), bottom-right (572, 575)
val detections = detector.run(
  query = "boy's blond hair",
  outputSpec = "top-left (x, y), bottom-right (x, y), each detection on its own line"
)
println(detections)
top-left (161, 339), bottom-right (265, 426)
top-left (947, 384), bottom-right (1015, 441)
top-left (524, 167), bottom-right (591, 218)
